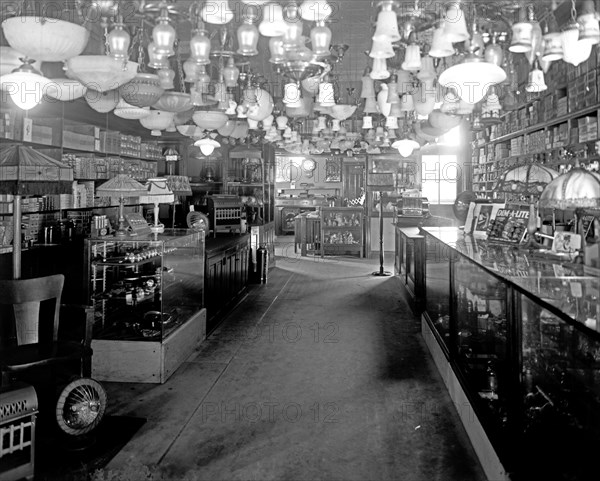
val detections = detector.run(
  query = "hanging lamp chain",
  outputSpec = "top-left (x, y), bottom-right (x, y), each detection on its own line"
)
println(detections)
top-left (176, 38), bottom-right (186, 93)
top-left (138, 16), bottom-right (146, 72)
top-left (571, 0), bottom-right (577, 22)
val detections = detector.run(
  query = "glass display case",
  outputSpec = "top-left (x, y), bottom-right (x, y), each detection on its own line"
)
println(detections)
top-left (85, 229), bottom-right (206, 383)
top-left (394, 226), bottom-right (424, 311)
top-left (320, 207), bottom-right (364, 258)
top-left (419, 227), bottom-right (600, 480)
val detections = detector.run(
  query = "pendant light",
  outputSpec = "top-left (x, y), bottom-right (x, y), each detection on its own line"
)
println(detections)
top-left (429, 24), bottom-right (454, 58)
top-left (311, 20), bottom-right (332, 57)
top-left (195, 138), bottom-right (221, 156)
top-left (372, 0), bottom-right (400, 42)
top-left (484, 34), bottom-right (504, 66)
top-left (269, 36), bottom-right (286, 64)
top-left (363, 97), bottom-right (379, 114)
top-left (578, 1), bottom-right (600, 44)
top-left (153, 8), bottom-right (176, 56)
top-left (158, 68), bottom-right (175, 90)
top-left (370, 58), bottom-right (390, 80)
top-left (542, 31), bottom-right (563, 61)
top-left (362, 115), bottom-right (373, 129)
top-left (443, 2), bottom-right (469, 43)
top-left (369, 37), bottom-right (395, 59)
top-left (283, 82), bottom-right (303, 107)
top-left (147, 42), bottom-right (169, 69)
top-left (222, 58), bottom-right (240, 88)
top-left (107, 15), bottom-right (130, 60)
top-left (510, 21), bottom-right (533, 53)
top-left (417, 55), bottom-right (436, 81)
top-left (318, 77), bottom-right (335, 107)
top-left (360, 68), bottom-right (376, 98)
top-left (201, 0), bottom-right (234, 25)
top-left (283, 3), bottom-right (304, 50)
top-left (525, 62), bottom-right (547, 92)
top-left (387, 75), bottom-right (400, 104)
top-left (300, 0), bottom-right (333, 22)
top-left (259, 3), bottom-right (287, 36)
top-left (402, 40), bottom-right (422, 71)
top-left (189, 22), bottom-right (211, 65)
top-left (237, 6), bottom-right (260, 56)
top-left (0, 59), bottom-right (52, 111)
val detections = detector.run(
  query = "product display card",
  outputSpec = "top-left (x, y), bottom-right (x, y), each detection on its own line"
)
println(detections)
top-left (472, 203), bottom-right (505, 239)
top-left (552, 231), bottom-right (582, 254)
top-left (464, 202), bottom-right (477, 234)
top-left (487, 207), bottom-right (530, 244)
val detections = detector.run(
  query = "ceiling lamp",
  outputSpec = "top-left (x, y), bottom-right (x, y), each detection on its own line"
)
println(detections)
top-left (525, 63), bottom-right (547, 93)
top-left (377, 84), bottom-right (392, 117)
top-left (392, 138), bottom-right (420, 157)
top-left (442, 3), bottom-right (469, 44)
top-left (372, 1), bottom-right (400, 42)
top-left (147, 42), bottom-right (170, 69)
top-left (158, 68), bottom-right (175, 89)
top-left (153, 91), bottom-right (193, 112)
top-left (370, 58), bottom-right (390, 80)
top-left (311, 21), bottom-right (332, 57)
top-left (189, 23), bottom-right (211, 64)
top-left (283, 82), bottom-right (303, 107)
top-left (510, 19), bottom-right (533, 53)
top-left (363, 97), bottom-right (379, 114)
top-left (153, 8), bottom-right (176, 56)
top-left (429, 24), bottom-right (454, 58)
top-left (0, 47), bottom-right (41, 77)
top-left (222, 58), bottom-right (240, 88)
top-left (331, 104), bottom-right (357, 121)
top-left (1, 16), bottom-right (89, 62)
top-left (438, 49), bottom-right (506, 104)
top-left (107, 15), bottom-right (130, 60)
top-left (260, 4), bottom-right (287, 36)
top-left (282, 3), bottom-right (304, 50)
top-left (237, 7), bottom-right (260, 56)
top-left (268, 36), bottom-right (286, 64)
top-left (578, 0), bottom-right (600, 44)
top-left (65, 56), bottom-right (138, 92)
top-left (300, 0), bottom-right (333, 22)
top-left (318, 78), bottom-right (336, 107)
top-left (84, 88), bottom-right (120, 113)
top-left (119, 73), bottom-right (164, 108)
top-left (417, 56), bottom-right (436, 82)
top-left (540, 166), bottom-right (600, 210)
top-left (402, 42), bottom-right (422, 71)
top-left (139, 110), bottom-right (176, 136)
top-left (0, 59), bottom-right (52, 110)
top-left (193, 110), bottom-right (229, 130)
top-left (201, 0), bottom-right (233, 25)
top-left (369, 37), bottom-right (395, 59)
top-left (360, 69), bottom-right (376, 98)
top-left (45, 78), bottom-right (88, 101)
top-left (562, 1), bottom-right (593, 67)
top-left (195, 138), bottom-right (221, 156)
top-left (113, 99), bottom-right (151, 119)
top-left (387, 76), bottom-right (400, 103)
top-left (413, 81), bottom-right (436, 116)
top-left (542, 31), bottom-right (563, 61)
top-left (484, 35), bottom-right (504, 66)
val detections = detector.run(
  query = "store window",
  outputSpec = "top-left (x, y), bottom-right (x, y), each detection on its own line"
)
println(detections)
top-left (421, 154), bottom-right (459, 204)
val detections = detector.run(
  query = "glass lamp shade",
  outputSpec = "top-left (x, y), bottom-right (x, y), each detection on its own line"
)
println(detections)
top-left (189, 30), bottom-right (211, 64)
top-left (413, 83), bottom-right (436, 116)
top-left (147, 42), bottom-right (170, 69)
top-left (372, 3), bottom-right (400, 42)
top-left (509, 22), bottom-right (533, 53)
top-left (377, 85), bottom-right (392, 117)
top-left (360, 73), bottom-right (375, 98)
top-left (237, 22), bottom-right (259, 56)
top-left (201, 0), bottom-right (234, 24)
top-left (45, 78), bottom-right (87, 101)
top-left (542, 32), bottom-right (563, 61)
top-left (385, 116), bottom-right (399, 129)
top-left (561, 23), bottom-right (581, 63)
top-left (0, 64), bottom-right (52, 111)
top-left (363, 97), bottom-right (379, 114)
top-left (370, 58), bottom-right (390, 80)
top-left (396, 70), bottom-right (412, 94)
top-left (311, 22), bottom-right (332, 57)
top-left (440, 88), bottom-right (460, 114)
top-left (578, 13), bottom-right (600, 45)
top-left (217, 119), bottom-right (236, 136)
top-left (300, 0), bottom-right (333, 22)
top-left (158, 69), bottom-right (175, 90)
top-left (283, 82), bottom-right (302, 106)
top-left (119, 73), bottom-right (164, 108)
top-left (139, 110), bottom-right (176, 134)
top-left (318, 81), bottom-right (335, 106)
top-left (392, 139), bottom-right (420, 157)
top-left (438, 55), bottom-right (506, 104)
top-left (331, 119), bottom-right (341, 132)
top-left (388, 100), bottom-right (403, 117)
top-left (429, 26), bottom-right (454, 57)
top-left (262, 115), bottom-right (274, 130)
top-left (153, 18), bottom-right (176, 56)
top-left (114, 99), bottom-right (151, 119)
top-left (141, 178), bottom-right (175, 205)
top-left (369, 37), bottom-right (395, 59)
top-left (525, 67), bottom-right (547, 92)
top-left (195, 138), bottom-right (221, 156)
top-left (316, 115), bottom-right (327, 131)
top-left (443, 3), bottom-right (469, 43)
top-left (222, 58), bottom-right (240, 88)
top-left (417, 56), bottom-right (436, 81)
top-left (64, 56), bottom-right (138, 92)
top-left (402, 44), bottom-right (422, 71)
top-left (283, 19), bottom-right (304, 50)
top-left (259, 4), bottom-right (287, 36)
top-left (484, 42), bottom-right (504, 66)
top-left (84, 88), bottom-right (120, 113)
top-left (153, 91), bottom-right (193, 113)
top-left (183, 59), bottom-right (201, 82)
top-left (107, 24), bottom-right (130, 60)
top-left (386, 78), bottom-right (400, 104)
top-left (276, 115), bottom-right (289, 130)
top-left (398, 93), bottom-right (414, 112)
top-left (540, 167), bottom-right (600, 210)
top-left (269, 36), bottom-right (286, 64)
top-left (192, 110), bottom-right (228, 130)
top-left (362, 115), bottom-right (373, 129)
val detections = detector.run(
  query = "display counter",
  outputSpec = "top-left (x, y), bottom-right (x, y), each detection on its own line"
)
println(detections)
top-left (205, 234), bottom-right (251, 333)
top-left (418, 227), bottom-right (600, 481)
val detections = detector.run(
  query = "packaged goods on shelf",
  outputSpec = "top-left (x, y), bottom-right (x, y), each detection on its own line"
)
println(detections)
top-left (0, 111), bottom-right (15, 139)
top-left (99, 130), bottom-right (121, 155)
top-left (0, 217), bottom-right (13, 246)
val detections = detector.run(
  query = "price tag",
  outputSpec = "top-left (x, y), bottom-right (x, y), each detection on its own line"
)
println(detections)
top-left (570, 281), bottom-right (583, 298)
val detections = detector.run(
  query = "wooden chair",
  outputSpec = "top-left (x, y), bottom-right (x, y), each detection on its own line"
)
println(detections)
top-left (0, 274), bottom-right (93, 388)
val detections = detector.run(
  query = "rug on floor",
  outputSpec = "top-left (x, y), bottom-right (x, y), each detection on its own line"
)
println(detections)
top-left (34, 416), bottom-right (146, 481)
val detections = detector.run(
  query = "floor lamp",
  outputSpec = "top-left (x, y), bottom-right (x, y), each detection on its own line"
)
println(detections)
top-left (366, 178), bottom-right (394, 277)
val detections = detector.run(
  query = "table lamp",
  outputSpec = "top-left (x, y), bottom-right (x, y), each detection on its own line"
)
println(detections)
top-left (165, 175), bottom-right (193, 228)
top-left (96, 174), bottom-right (147, 237)
top-left (141, 178), bottom-right (175, 233)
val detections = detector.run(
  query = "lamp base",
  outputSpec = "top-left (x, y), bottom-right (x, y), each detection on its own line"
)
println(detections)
top-left (372, 270), bottom-right (392, 277)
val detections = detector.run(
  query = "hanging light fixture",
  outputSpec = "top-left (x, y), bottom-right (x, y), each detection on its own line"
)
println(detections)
top-left (268, 37), bottom-right (286, 64)
top-left (360, 68), bottom-right (376, 98)
top-left (509, 8), bottom-right (534, 53)
top-left (392, 136), bottom-right (420, 157)
top-left (195, 138), bottom-right (221, 156)
top-left (369, 37), bottom-right (396, 59)
top-left (300, 0), bottom-right (333, 21)
top-left (372, 0), bottom-right (400, 42)
top-left (484, 34), bottom-right (504, 66)
top-left (237, 6), bottom-right (260, 56)
top-left (0, 59), bottom-right (52, 111)
top-left (578, 1), bottom-right (600, 45)
top-left (283, 82), bottom-right (303, 107)
top-left (222, 58), bottom-right (240, 88)
top-left (107, 14), bottom-right (130, 60)
top-left (201, 0), bottom-right (234, 25)
top-left (158, 68), bottom-right (175, 89)
top-left (525, 62), bottom-right (547, 92)
top-left (443, 2), bottom-right (469, 44)
top-left (259, 3), bottom-right (288, 36)
top-left (402, 39), bottom-right (422, 71)
top-left (318, 76), bottom-right (336, 106)
top-left (189, 22), bottom-right (211, 64)
top-left (282, 3), bottom-right (304, 50)
top-left (429, 23), bottom-right (454, 58)
top-left (370, 58), bottom-right (390, 80)
top-left (153, 8), bottom-right (176, 56)
top-left (417, 56), bottom-right (436, 82)
top-left (311, 20), bottom-right (332, 57)
top-left (438, 47), bottom-right (506, 104)
top-left (562, 0), bottom-right (592, 66)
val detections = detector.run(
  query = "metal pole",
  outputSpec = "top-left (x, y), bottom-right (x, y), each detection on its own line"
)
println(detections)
top-left (372, 191), bottom-right (391, 277)
top-left (13, 194), bottom-right (21, 279)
